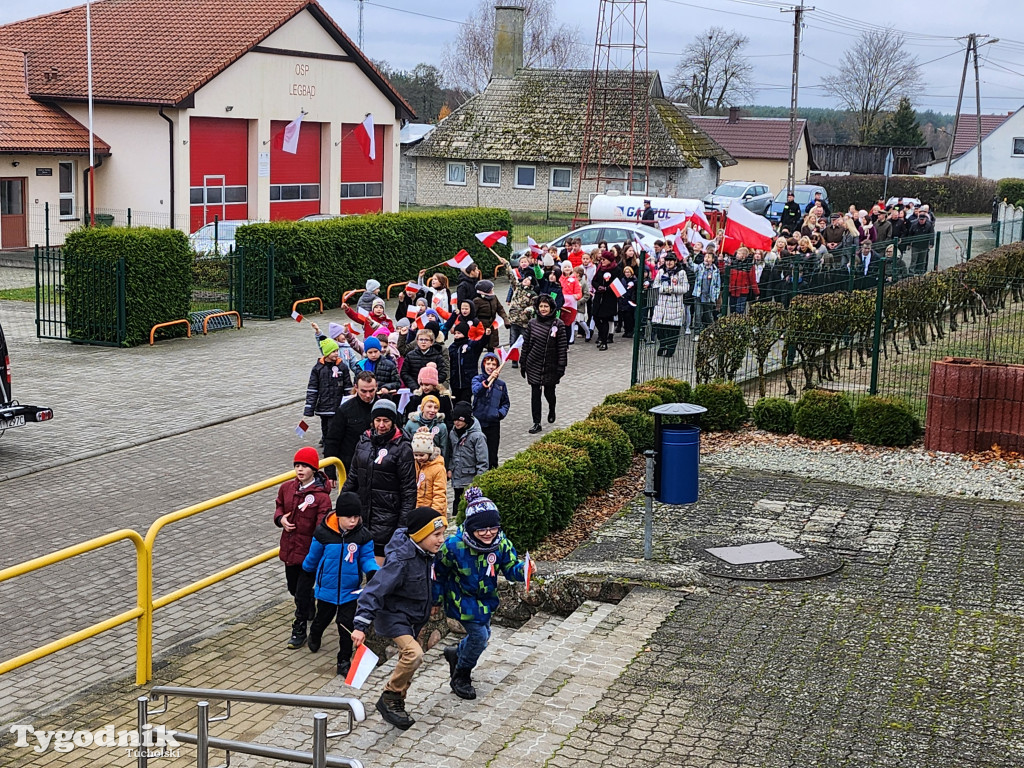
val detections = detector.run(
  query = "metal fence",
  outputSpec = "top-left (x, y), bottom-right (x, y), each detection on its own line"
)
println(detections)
top-left (35, 245), bottom-right (127, 346)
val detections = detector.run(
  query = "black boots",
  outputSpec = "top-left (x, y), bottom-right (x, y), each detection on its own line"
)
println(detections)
top-left (547, 409), bottom-right (556, 424)
top-left (337, 660), bottom-right (350, 678)
top-left (307, 626), bottom-right (322, 653)
top-left (529, 423), bottom-right (542, 434)
top-left (444, 646), bottom-right (459, 678)
top-left (376, 690), bottom-right (414, 730)
top-left (286, 621), bottom-right (307, 650)
top-left (450, 668), bottom-right (477, 700)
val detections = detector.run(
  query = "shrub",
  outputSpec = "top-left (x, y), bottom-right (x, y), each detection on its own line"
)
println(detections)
top-left (752, 397), bottom-right (796, 434)
top-left (63, 226), bottom-right (192, 347)
top-left (571, 418), bottom-right (633, 476)
top-left (526, 443), bottom-right (595, 499)
top-left (503, 452), bottom-right (577, 531)
top-left (234, 208), bottom-right (510, 316)
top-left (631, 383), bottom-right (678, 404)
top-left (794, 390), bottom-right (855, 440)
top-left (690, 381), bottom-right (749, 431)
top-left (815, 174), bottom-right (997, 214)
top-left (588, 403), bottom-right (654, 452)
top-left (469, 467), bottom-right (551, 551)
top-left (997, 178), bottom-right (1024, 205)
top-left (541, 428), bottom-right (616, 490)
top-left (602, 389), bottom-right (662, 414)
top-left (852, 396), bottom-right (921, 447)
top-left (642, 377), bottom-right (692, 403)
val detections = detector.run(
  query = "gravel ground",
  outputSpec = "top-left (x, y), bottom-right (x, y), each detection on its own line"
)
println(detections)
top-left (703, 431), bottom-right (1024, 502)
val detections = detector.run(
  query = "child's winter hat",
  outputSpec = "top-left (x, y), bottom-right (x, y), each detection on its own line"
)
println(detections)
top-left (363, 336), bottom-right (382, 352)
top-left (371, 296), bottom-right (386, 310)
top-left (319, 338), bottom-right (340, 357)
top-left (411, 430), bottom-right (436, 456)
top-left (408, 506), bottom-right (447, 543)
top-left (452, 401), bottom-right (473, 425)
top-left (463, 487), bottom-right (500, 533)
top-left (418, 364), bottom-right (439, 386)
top-left (396, 317), bottom-right (412, 330)
top-left (424, 320), bottom-right (441, 339)
top-left (293, 446), bottom-right (320, 471)
top-left (366, 278), bottom-right (381, 292)
top-left (421, 394), bottom-right (441, 410)
top-left (480, 352), bottom-right (500, 372)
top-left (370, 399), bottom-right (399, 424)
top-left (387, 331), bottom-right (400, 348)
top-left (476, 279), bottom-right (495, 296)
top-left (327, 322), bottom-right (345, 340)
top-left (335, 491), bottom-right (362, 518)
top-left (451, 320), bottom-right (470, 337)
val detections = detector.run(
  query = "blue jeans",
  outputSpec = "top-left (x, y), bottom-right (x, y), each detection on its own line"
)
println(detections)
top-left (457, 621), bottom-right (492, 671)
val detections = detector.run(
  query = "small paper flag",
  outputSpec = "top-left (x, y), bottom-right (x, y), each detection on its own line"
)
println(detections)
top-left (524, 551), bottom-right (532, 592)
top-left (295, 420), bottom-right (309, 437)
top-left (406, 305), bottom-right (419, 320)
top-left (345, 644), bottom-right (379, 689)
top-left (397, 387), bottom-right (412, 414)
top-left (610, 278), bottom-right (627, 298)
top-left (291, 310), bottom-right (303, 322)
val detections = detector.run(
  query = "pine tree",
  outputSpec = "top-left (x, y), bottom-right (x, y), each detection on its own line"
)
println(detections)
top-left (872, 97), bottom-right (926, 146)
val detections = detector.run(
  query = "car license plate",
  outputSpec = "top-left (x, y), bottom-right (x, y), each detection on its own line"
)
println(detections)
top-left (0, 415), bottom-right (25, 429)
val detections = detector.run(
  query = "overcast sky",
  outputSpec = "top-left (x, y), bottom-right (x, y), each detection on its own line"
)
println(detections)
top-left (2, 0), bottom-right (1022, 115)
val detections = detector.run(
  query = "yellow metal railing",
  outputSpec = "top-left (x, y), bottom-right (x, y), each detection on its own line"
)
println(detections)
top-left (0, 457), bottom-right (345, 685)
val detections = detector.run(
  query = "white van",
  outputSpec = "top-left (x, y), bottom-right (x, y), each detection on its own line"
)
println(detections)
top-left (588, 192), bottom-right (705, 225)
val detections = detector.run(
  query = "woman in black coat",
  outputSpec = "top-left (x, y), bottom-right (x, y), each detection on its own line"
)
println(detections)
top-left (520, 294), bottom-right (569, 434)
top-left (590, 251), bottom-right (623, 350)
top-left (341, 399), bottom-right (417, 563)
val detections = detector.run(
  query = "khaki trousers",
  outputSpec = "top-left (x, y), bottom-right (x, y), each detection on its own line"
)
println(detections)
top-left (384, 634), bottom-right (424, 698)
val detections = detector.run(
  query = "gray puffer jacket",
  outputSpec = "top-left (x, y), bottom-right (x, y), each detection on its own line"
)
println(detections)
top-left (447, 417), bottom-right (489, 488)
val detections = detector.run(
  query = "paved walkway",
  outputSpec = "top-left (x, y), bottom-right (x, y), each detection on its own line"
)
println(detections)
top-left (0, 289), bottom-right (633, 725)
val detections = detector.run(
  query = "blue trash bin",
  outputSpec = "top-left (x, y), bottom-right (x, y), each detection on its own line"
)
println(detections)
top-left (658, 423), bottom-right (700, 504)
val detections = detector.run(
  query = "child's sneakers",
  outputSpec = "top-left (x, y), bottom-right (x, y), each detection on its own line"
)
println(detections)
top-left (376, 691), bottom-right (414, 730)
top-left (450, 668), bottom-right (477, 700)
top-left (286, 621), bottom-right (307, 650)
top-left (307, 628), bottom-right (322, 653)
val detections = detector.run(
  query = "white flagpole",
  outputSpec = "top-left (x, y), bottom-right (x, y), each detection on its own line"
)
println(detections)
top-left (86, 0), bottom-right (95, 226)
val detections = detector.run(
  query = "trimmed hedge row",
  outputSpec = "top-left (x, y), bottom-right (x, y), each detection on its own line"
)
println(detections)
top-left (751, 392), bottom-right (921, 446)
top-left (234, 208), bottom-right (511, 316)
top-left (814, 174), bottom-right (997, 214)
top-left (64, 226), bottom-right (192, 347)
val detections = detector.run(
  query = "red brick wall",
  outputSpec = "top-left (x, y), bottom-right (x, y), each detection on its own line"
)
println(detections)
top-left (925, 358), bottom-right (1024, 453)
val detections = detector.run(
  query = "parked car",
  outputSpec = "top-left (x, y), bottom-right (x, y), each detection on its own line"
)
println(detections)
top-left (886, 197), bottom-right (922, 209)
top-left (188, 220), bottom-right (253, 255)
top-left (511, 222), bottom-right (664, 259)
top-left (703, 181), bottom-right (773, 216)
top-left (768, 184), bottom-right (830, 224)
top-left (0, 318), bottom-right (53, 438)
top-left (299, 213), bottom-right (349, 222)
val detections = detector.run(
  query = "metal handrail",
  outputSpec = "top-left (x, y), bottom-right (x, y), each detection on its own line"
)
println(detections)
top-left (148, 686), bottom-right (366, 726)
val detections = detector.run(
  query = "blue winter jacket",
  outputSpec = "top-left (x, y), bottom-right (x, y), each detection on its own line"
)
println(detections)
top-left (471, 371), bottom-right (510, 427)
top-left (433, 529), bottom-right (526, 623)
top-left (302, 514), bottom-right (379, 605)
top-left (353, 527), bottom-right (435, 638)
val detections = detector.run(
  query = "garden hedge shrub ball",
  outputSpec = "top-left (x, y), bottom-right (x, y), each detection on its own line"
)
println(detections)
top-left (691, 381), bottom-right (749, 432)
top-left (526, 443), bottom-right (596, 500)
top-left (571, 418), bottom-right (633, 476)
top-left (852, 396), bottom-right (921, 447)
top-left (588, 403), bottom-right (654, 453)
top-left (752, 397), bottom-right (797, 434)
top-left (794, 390), bottom-right (855, 440)
top-left (503, 452), bottom-right (577, 532)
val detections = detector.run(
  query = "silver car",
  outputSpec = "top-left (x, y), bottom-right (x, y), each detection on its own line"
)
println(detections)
top-left (703, 181), bottom-right (773, 216)
top-left (512, 222), bottom-right (664, 259)
top-left (188, 220), bottom-right (252, 255)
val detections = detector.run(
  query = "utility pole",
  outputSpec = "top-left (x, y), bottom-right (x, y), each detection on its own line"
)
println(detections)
top-left (781, 2), bottom-right (812, 194)
top-left (357, 0), bottom-right (365, 49)
top-left (945, 34), bottom-right (973, 176)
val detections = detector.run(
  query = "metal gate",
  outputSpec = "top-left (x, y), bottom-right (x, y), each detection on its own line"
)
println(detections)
top-left (35, 245), bottom-right (126, 346)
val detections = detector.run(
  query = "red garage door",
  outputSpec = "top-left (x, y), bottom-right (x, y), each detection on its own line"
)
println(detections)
top-left (340, 123), bottom-right (385, 214)
top-left (189, 117), bottom-right (248, 233)
top-left (270, 120), bottom-right (321, 221)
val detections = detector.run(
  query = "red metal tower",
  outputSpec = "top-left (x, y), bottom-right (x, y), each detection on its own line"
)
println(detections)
top-left (573, 0), bottom-right (651, 226)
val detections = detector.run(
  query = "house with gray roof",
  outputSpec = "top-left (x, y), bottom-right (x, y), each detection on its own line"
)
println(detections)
top-left (404, 5), bottom-right (734, 213)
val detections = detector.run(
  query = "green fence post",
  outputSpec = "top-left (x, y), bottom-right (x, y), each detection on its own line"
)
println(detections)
top-left (965, 226), bottom-right (973, 261)
top-left (869, 258), bottom-right (887, 396)
top-left (116, 257), bottom-right (127, 345)
top-left (127, 208), bottom-right (132, 228)
top-left (630, 277), bottom-right (645, 386)
top-left (993, 220), bottom-right (1001, 247)
top-left (238, 246), bottom-right (246, 320)
top-left (44, 202), bottom-right (50, 250)
top-left (932, 232), bottom-right (940, 271)
top-left (33, 245), bottom-right (41, 339)
top-left (267, 243), bottom-right (275, 321)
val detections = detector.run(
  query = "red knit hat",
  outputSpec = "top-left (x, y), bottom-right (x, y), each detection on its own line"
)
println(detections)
top-left (293, 446), bottom-right (320, 470)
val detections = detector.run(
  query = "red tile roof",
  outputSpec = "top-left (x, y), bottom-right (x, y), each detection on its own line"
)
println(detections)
top-left (0, 0), bottom-right (414, 118)
top-left (950, 113), bottom-right (1012, 157)
top-left (0, 48), bottom-right (109, 155)
top-left (688, 116), bottom-right (807, 161)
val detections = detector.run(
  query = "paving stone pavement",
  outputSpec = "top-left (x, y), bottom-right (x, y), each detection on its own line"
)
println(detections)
top-left (0, 289), bottom-right (633, 725)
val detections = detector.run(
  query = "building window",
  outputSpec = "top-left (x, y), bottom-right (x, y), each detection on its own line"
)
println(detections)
top-left (480, 164), bottom-right (501, 187)
top-left (59, 161), bottom-right (75, 219)
top-left (1013, 138), bottom-right (1024, 156)
top-left (550, 167), bottom-right (572, 191)
top-left (270, 184), bottom-right (319, 202)
top-left (515, 166), bottom-right (536, 189)
top-left (446, 162), bottom-right (467, 185)
top-left (189, 186), bottom-right (248, 204)
top-left (341, 182), bottom-right (383, 198)
top-left (629, 172), bottom-right (647, 195)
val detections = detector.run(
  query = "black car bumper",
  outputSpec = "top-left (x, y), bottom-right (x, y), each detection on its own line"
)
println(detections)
top-left (0, 403), bottom-right (53, 430)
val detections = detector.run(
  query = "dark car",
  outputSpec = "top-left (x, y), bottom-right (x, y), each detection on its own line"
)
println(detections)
top-left (768, 184), bottom-right (830, 224)
top-left (0, 319), bottom-right (53, 437)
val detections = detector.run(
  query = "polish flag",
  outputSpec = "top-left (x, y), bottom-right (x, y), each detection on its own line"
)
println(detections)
top-left (450, 294), bottom-right (459, 308)
top-left (406, 305), bottom-right (420, 320)
top-left (658, 213), bottom-right (689, 236)
top-left (672, 232), bottom-right (688, 261)
top-left (524, 551), bottom-right (532, 592)
top-left (688, 206), bottom-right (712, 233)
top-left (355, 114), bottom-right (376, 161)
top-left (282, 113), bottom-right (304, 155)
top-left (723, 200), bottom-right (775, 253)
top-left (610, 278), bottom-right (627, 298)
top-left (492, 315), bottom-right (505, 330)
top-left (500, 335), bottom-right (524, 363)
top-left (633, 236), bottom-right (655, 260)
top-left (346, 322), bottom-right (358, 336)
top-left (345, 644), bottom-right (379, 689)
top-left (476, 230), bottom-right (509, 247)
top-left (445, 249), bottom-right (473, 270)
top-left (295, 420), bottom-right (309, 437)
top-left (527, 236), bottom-right (543, 256)
top-left (291, 310), bottom-right (303, 322)
top-left (415, 315), bottom-right (427, 329)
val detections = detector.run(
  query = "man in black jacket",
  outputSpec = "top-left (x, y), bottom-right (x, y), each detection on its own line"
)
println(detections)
top-left (323, 371), bottom-right (376, 482)
top-left (779, 191), bottom-right (803, 234)
top-left (804, 190), bottom-right (831, 218)
top-left (907, 211), bottom-right (935, 275)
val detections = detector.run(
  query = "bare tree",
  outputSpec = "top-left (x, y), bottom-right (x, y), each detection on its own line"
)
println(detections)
top-left (441, 0), bottom-right (585, 94)
top-left (821, 28), bottom-right (924, 144)
top-left (669, 27), bottom-right (755, 115)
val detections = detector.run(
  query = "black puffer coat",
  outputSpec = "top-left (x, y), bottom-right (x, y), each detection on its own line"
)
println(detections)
top-left (456, 271), bottom-right (479, 308)
top-left (591, 261), bottom-right (624, 319)
top-left (401, 342), bottom-right (450, 390)
top-left (304, 358), bottom-right (353, 417)
top-left (341, 426), bottom-right (417, 549)
top-left (520, 312), bottom-right (568, 387)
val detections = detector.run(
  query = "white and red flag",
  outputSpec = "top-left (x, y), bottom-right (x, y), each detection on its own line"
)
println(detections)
top-left (295, 420), bottom-right (309, 437)
top-left (475, 230), bottom-right (508, 247)
top-left (345, 644), bottom-right (379, 689)
top-left (672, 232), bottom-right (689, 261)
top-left (355, 114), bottom-right (376, 161)
top-left (527, 236), bottom-right (543, 256)
top-left (687, 205), bottom-right (712, 233)
top-left (282, 113), bottom-right (303, 155)
top-left (445, 249), bottom-right (474, 270)
top-left (723, 201), bottom-right (774, 253)
top-left (524, 551), bottom-right (532, 591)
top-left (610, 277), bottom-right (627, 298)
top-left (499, 335), bottom-right (524, 363)
top-left (658, 213), bottom-right (689, 236)
top-left (291, 310), bottom-right (303, 322)
top-left (406, 305), bottom-right (420, 320)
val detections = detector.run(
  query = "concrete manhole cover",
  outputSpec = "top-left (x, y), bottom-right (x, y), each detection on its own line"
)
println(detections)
top-left (675, 535), bottom-right (843, 581)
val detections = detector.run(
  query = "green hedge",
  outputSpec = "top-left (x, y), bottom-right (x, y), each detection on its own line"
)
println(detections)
top-left (64, 227), bottom-right (191, 347)
top-left (602, 389), bottom-right (662, 413)
top-left (588, 403), bottom-right (654, 452)
top-left (571, 418), bottom-right (633, 476)
top-left (641, 378), bottom-right (692, 403)
top-left (752, 397), bottom-right (796, 434)
top-left (503, 452), bottom-right (577, 532)
top-left (234, 208), bottom-right (510, 316)
top-left (526, 443), bottom-right (595, 499)
top-left (472, 467), bottom-right (551, 551)
top-left (997, 178), bottom-right (1024, 205)
top-left (691, 381), bottom-right (749, 431)
top-left (814, 174), bottom-right (997, 214)
top-left (541, 429), bottom-right (616, 489)
top-left (794, 390), bottom-right (854, 440)
top-left (852, 396), bottom-right (921, 447)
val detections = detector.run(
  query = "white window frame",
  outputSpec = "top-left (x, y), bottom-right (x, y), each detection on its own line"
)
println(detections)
top-left (446, 162), bottom-right (467, 186)
top-left (514, 165), bottom-right (536, 189)
top-left (628, 172), bottom-right (647, 195)
top-left (1012, 137), bottom-right (1024, 156)
top-left (479, 163), bottom-right (501, 188)
top-left (58, 160), bottom-right (76, 220)
top-left (549, 167), bottom-right (572, 191)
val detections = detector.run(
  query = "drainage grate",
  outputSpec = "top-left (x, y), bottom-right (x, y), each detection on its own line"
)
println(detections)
top-left (674, 535), bottom-right (843, 581)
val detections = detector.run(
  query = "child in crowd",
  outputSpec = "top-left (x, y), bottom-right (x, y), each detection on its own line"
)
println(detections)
top-left (472, 280), bottom-right (510, 352)
top-left (403, 363), bottom-right (455, 425)
top-left (403, 393), bottom-right (448, 457)
top-left (274, 447), bottom-right (333, 650)
top-left (434, 488), bottom-right (532, 700)
top-left (352, 507), bottom-right (448, 730)
top-left (311, 321), bottom-right (361, 371)
top-left (574, 265), bottom-right (592, 343)
top-left (411, 430), bottom-right (447, 513)
top-left (345, 296), bottom-right (395, 339)
top-left (357, 279), bottom-right (381, 313)
top-left (448, 318), bottom-right (487, 405)
top-left (619, 266), bottom-right (638, 339)
top-left (471, 352), bottom-right (510, 470)
top-left (304, 338), bottom-right (353, 444)
top-left (504, 259), bottom-right (538, 365)
top-left (447, 402), bottom-right (490, 518)
top-left (302, 492), bottom-right (379, 677)
top-left (349, 335), bottom-right (401, 397)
